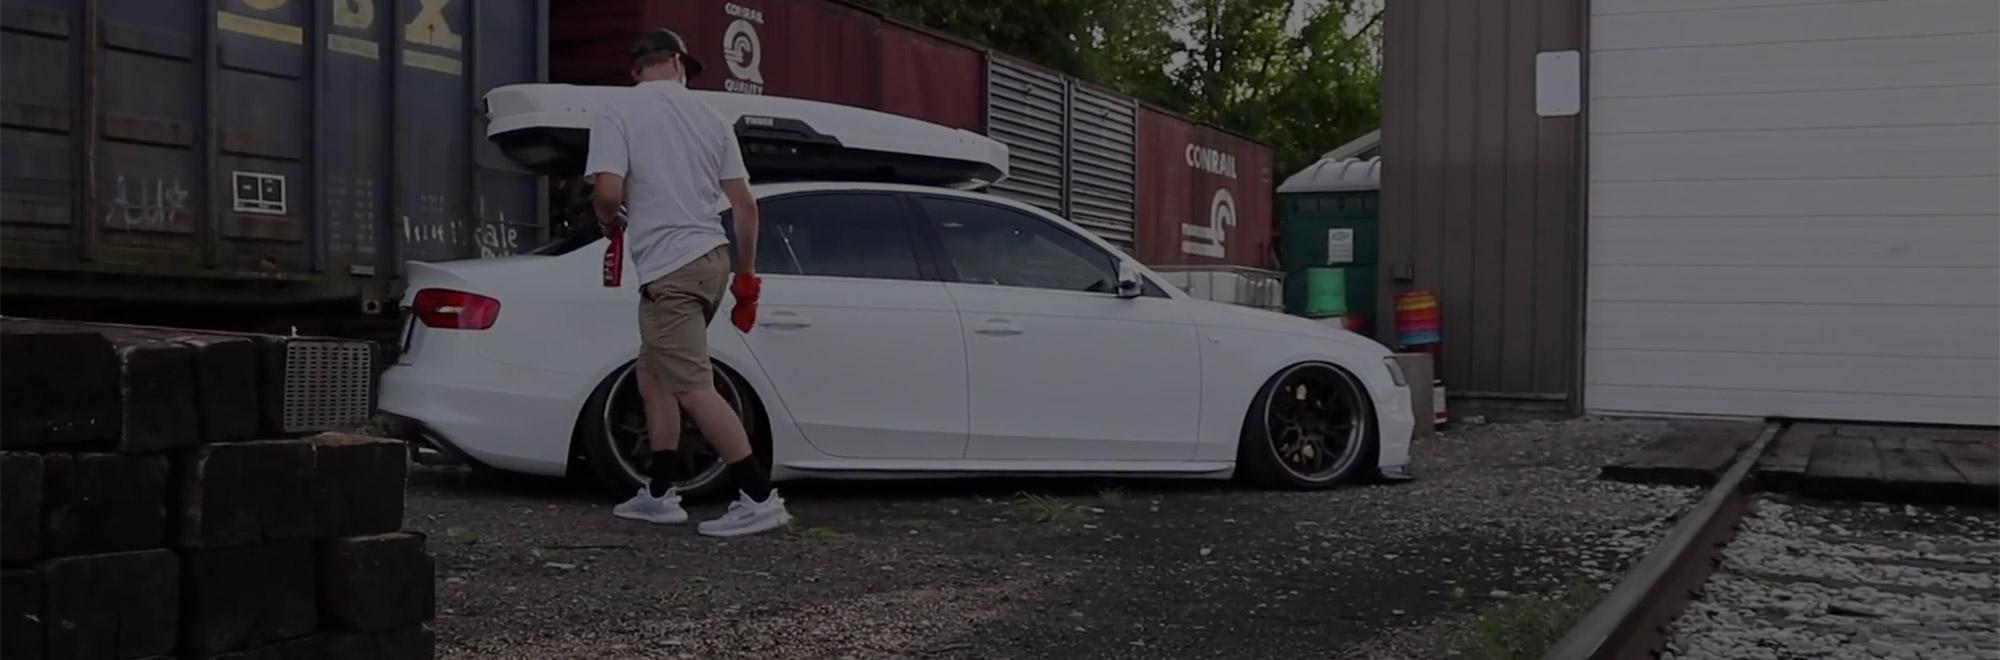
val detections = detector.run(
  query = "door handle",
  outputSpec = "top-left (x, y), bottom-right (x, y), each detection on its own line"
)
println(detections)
top-left (758, 311), bottom-right (811, 330)
top-left (972, 318), bottom-right (1022, 337)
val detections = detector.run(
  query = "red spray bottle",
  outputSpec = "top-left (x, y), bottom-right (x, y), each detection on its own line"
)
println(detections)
top-left (602, 226), bottom-right (623, 287)
top-left (602, 206), bottom-right (626, 288)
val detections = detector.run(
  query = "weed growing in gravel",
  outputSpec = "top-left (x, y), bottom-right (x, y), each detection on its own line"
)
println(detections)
top-left (1097, 486), bottom-right (1130, 505)
top-left (1433, 580), bottom-right (1602, 660)
top-left (789, 525), bottom-right (844, 541)
top-left (1010, 493), bottom-right (1089, 524)
top-left (443, 526), bottom-right (480, 546)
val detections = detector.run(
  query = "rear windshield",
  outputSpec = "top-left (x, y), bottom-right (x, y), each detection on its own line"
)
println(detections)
top-left (531, 219), bottom-right (603, 256)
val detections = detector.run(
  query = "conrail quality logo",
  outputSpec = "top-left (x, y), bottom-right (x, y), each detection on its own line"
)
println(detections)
top-left (1179, 144), bottom-right (1239, 259)
top-left (722, 2), bottom-right (766, 95)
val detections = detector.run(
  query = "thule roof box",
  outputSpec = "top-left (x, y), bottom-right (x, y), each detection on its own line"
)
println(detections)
top-left (484, 83), bottom-right (1008, 189)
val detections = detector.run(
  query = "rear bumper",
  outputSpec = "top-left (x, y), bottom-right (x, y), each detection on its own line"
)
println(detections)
top-left (376, 355), bottom-right (589, 478)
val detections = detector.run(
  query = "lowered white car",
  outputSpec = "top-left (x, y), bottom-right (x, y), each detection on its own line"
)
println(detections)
top-left (375, 84), bottom-right (1415, 498)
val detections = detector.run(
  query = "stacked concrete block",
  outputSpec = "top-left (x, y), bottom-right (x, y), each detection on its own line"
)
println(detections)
top-left (0, 319), bottom-right (433, 660)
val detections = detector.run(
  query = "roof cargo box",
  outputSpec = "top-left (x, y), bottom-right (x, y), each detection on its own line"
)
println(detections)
top-left (483, 83), bottom-right (1007, 189)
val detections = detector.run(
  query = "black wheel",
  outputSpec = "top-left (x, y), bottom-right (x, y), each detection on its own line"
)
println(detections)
top-left (576, 361), bottom-right (757, 500)
top-left (1236, 361), bottom-right (1377, 489)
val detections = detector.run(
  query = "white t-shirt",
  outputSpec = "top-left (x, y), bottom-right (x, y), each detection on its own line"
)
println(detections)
top-left (583, 79), bottom-right (749, 285)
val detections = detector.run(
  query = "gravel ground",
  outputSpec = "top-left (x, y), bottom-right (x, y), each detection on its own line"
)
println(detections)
top-left (410, 417), bottom-right (1706, 660)
top-left (1666, 497), bottom-right (2000, 660)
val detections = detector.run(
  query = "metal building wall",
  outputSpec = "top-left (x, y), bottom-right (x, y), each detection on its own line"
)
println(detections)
top-left (1379, 0), bottom-right (1586, 403)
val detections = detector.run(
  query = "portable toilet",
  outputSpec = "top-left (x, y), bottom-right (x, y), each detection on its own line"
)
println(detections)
top-left (1276, 156), bottom-right (1382, 336)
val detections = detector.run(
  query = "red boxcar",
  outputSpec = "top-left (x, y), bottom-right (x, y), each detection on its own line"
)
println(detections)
top-left (878, 22), bottom-right (984, 131)
top-left (1133, 105), bottom-right (1275, 269)
top-left (549, 0), bottom-right (984, 130)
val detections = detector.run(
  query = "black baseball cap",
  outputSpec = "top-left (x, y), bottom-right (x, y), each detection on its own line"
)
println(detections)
top-left (632, 27), bottom-right (704, 78)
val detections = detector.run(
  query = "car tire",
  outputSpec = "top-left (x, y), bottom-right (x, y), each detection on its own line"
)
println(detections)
top-left (576, 361), bottom-right (762, 501)
top-left (1235, 361), bottom-right (1379, 490)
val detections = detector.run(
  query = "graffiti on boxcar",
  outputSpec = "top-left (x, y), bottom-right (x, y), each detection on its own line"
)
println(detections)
top-left (473, 218), bottom-right (521, 259)
top-left (400, 214), bottom-right (462, 247)
top-left (102, 176), bottom-right (192, 232)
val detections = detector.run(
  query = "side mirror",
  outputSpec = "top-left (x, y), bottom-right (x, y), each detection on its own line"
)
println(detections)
top-left (1114, 263), bottom-right (1144, 299)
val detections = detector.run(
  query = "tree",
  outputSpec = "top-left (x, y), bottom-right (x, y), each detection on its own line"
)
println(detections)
top-left (853, 0), bottom-right (1381, 179)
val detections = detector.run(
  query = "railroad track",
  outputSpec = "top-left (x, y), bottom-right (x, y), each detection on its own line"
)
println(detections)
top-left (1545, 423), bottom-right (2000, 660)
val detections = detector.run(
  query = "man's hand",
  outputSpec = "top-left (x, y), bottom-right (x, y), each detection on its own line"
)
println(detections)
top-left (599, 205), bottom-right (629, 234)
top-left (729, 272), bottom-right (761, 333)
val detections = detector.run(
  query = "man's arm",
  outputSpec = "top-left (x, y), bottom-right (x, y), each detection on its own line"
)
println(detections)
top-left (719, 131), bottom-right (756, 274)
top-left (583, 108), bottom-right (630, 230)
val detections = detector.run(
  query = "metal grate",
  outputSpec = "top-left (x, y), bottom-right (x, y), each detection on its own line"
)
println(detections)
top-left (1067, 83), bottom-right (1137, 249)
top-left (985, 55), bottom-right (1070, 218)
top-left (283, 338), bottom-right (377, 433)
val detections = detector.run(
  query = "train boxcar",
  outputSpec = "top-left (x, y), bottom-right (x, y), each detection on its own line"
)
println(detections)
top-left (0, 0), bottom-right (548, 312)
top-left (1133, 104), bottom-right (1276, 269)
top-left (548, 0), bottom-right (985, 132)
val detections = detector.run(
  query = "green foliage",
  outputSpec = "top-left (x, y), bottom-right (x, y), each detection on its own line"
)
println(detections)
top-left (849, 0), bottom-right (1382, 178)
top-left (1434, 580), bottom-right (1605, 660)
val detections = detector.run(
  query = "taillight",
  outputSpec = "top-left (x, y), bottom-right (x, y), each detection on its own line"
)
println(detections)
top-left (411, 288), bottom-right (501, 330)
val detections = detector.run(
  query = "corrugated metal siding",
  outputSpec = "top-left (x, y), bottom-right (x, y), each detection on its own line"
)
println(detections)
top-left (1132, 106), bottom-right (1276, 269)
top-left (983, 55), bottom-right (1068, 217)
top-left (878, 22), bottom-right (983, 132)
top-left (1066, 82), bottom-right (1137, 249)
top-left (1379, 0), bottom-right (1584, 401)
top-left (0, 0), bottom-right (547, 306)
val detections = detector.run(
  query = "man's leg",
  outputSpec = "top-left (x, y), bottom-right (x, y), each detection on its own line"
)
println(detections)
top-left (674, 386), bottom-right (770, 503)
top-left (656, 248), bottom-right (788, 537)
top-left (635, 360), bottom-right (683, 487)
top-left (609, 276), bottom-right (698, 524)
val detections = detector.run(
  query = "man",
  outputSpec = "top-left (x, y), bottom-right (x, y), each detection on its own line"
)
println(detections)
top-left (584, 27), bottom-right (790, 538)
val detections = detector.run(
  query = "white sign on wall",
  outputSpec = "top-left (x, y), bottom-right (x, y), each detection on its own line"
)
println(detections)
top-left (1326, 227), bottom-right (1355, 264)
top-left (1535, 50), bottom-right (1581, 117)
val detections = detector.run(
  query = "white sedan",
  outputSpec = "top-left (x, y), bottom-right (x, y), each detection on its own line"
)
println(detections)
top-left (377, 181), bottom-right (1417, 498)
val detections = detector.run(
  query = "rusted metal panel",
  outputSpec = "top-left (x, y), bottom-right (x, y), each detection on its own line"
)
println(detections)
top-left (877, 21), bottom-right (982, 131)
top-left (1133, 105), bottom-right (1276, 269)
top-left (1067, 81), bottom-right (1137, 249)
top-left (1379, 0), bottom-right (1585, 401)
top-left (550, 0), bottom-right (880, 111)
top-left (0, 0), bottom-right (548, 306)
top-left (551, 0), bottom-right (990, 131)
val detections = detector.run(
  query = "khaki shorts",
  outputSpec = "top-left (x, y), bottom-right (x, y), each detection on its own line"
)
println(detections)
top-left (638, 245), bottom-right (729, 394)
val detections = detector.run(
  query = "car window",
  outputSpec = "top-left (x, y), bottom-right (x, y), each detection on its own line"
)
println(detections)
top-left (722, 193), bottom-right (923, 281)
top-left (916, 196), bottom-right (1119, 293)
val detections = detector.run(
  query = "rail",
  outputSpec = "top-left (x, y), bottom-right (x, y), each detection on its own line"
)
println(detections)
top-left (1540, 422), bottom-right (1783, 660)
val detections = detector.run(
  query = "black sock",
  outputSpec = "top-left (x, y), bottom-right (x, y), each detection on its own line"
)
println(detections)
top-left (647, 450), bottom-right (681, 498)
top-left (726, 457), bottom-right (772, 502)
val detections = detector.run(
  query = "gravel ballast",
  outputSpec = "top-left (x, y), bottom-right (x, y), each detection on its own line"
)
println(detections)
top-left (411, 417), bottom-right (1707, 660)
top-left (1666, 498), bottom-right (2000, 660)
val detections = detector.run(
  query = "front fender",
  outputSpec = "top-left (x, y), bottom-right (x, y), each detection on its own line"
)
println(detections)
top-left (1190, 325), bottom-right (1414, 468)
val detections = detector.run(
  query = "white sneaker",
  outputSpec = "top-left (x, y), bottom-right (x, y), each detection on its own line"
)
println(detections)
top-left (612, 486), bottom-right (688, 524)
top-left (696, 490), bottom-right (792, 538)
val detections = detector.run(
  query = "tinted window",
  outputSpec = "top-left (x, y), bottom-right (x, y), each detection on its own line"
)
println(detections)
top-left (725, 193), bottom-right (923, 280)
top-left (917, 196), bottom-right (1119, 293)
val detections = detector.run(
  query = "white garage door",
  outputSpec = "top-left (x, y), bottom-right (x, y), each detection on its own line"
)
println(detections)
top-left (1584, 0), bottom-right (2000, 425)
